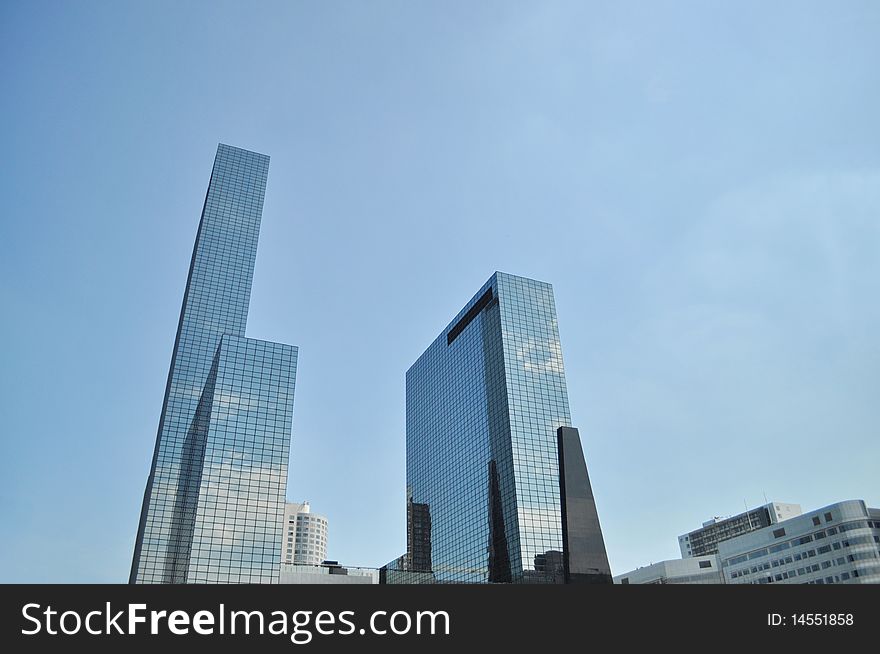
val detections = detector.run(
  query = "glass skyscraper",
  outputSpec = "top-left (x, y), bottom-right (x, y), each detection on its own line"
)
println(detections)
top-left (130, 144), bottom-right (297, 584)
top-left (385, 272), bottom-right (611, 584)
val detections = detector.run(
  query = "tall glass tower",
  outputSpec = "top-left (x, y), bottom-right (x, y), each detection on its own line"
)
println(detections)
top-left (130, 144), bottom-right (297, 584)
top-left (390, 272), bottom-right (610, 583)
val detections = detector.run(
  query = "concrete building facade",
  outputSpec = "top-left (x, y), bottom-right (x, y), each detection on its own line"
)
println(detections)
top-left (281, 501), bottom-right (328, 567)
top-left (679, 502), bottom-right (801, 558)
top-left (720, 500), bottom-right (880, 585)
top-left (614, 556), bottom-right (722, 585)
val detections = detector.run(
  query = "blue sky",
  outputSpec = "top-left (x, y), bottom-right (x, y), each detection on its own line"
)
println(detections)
top-left (1, 1), bottom-right (878, 581)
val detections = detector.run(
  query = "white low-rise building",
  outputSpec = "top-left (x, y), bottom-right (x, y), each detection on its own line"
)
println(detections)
top-left (719, 500), bottom-right (880, 585)
top-left (679, 501), bottom-right (801, 558)
top-left (614, 556), bottom-right (722, 585)
top-left (280, 562), bottom-right (378, 584)
top-left (616, 498), bottom-right (879, 585)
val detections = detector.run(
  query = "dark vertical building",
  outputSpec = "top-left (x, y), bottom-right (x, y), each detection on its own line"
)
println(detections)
top-left (386, 272), bottom-right (610, 583)
top-left (557, 426), bottom-right (612, 583)
top-left (130, 144), bottom-right (297, 584)
top-left (407, 499), bottom-right (432, 573)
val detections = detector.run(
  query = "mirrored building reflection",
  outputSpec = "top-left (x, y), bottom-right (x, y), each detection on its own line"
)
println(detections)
top-left (382, 273), bottom-right (611, 584)
top-left (130, 144), bottom-right (297, 584)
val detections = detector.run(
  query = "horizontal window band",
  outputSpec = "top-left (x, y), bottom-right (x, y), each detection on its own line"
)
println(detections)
top-left (447, 289), bottom-right (494, 345)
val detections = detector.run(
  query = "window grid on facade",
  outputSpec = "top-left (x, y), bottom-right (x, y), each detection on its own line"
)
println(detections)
top-left (399, 272), bottom-right (573, 583)
top-left (131, 144), bottom-right (297, 584)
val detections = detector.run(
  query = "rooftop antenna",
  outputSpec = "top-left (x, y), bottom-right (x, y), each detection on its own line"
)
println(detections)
top-left (745, 499), bottom-right (754, 530)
